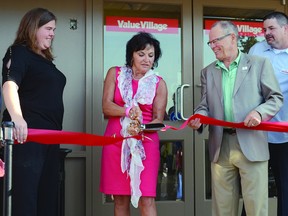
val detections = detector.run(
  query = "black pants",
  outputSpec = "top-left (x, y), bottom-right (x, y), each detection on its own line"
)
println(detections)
top-left (269, 143), bottom-right (288, 216)
top-left (1, 143), bottom-right (60, 216)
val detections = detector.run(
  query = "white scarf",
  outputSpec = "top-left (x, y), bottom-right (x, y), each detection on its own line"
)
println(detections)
top-left (118, 66), bottom-right (158, 207)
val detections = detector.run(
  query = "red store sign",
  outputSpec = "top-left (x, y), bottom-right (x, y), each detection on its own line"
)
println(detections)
top-left (106, 16), bottom-right (179, 34)
top-left (204, 19), bottom-right (264, 37)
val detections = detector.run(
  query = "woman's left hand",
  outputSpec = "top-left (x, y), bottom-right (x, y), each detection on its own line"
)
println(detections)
top-left (127, 119), bottom-right (142, 135)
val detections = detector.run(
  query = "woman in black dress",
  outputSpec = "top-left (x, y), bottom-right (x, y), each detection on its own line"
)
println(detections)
top-left (1, 8), bottom-right (66, 216)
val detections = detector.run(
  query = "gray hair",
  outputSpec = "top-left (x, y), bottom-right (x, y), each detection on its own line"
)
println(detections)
top-left (211, 20), bottom-right (239, 41)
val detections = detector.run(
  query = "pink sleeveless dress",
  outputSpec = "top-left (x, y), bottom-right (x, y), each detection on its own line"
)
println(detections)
top-left (100, 67), bottom-right (161, 198)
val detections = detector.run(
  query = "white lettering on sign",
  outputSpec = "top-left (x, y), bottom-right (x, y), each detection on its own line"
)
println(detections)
top-left (140, 21), bottom-right (168, 31)
top-left (237, 25), bottom-right (262, 35)
top-left (117, 20), bottom-right (140, 29)
top-left (117, 20), bottom-right (168, 32)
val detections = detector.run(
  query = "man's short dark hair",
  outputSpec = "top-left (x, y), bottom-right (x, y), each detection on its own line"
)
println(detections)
top-left (263, 11), bottom-right (288, 27)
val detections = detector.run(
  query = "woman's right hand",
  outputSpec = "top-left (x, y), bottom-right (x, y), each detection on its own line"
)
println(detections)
top-left (12, 116), bottom-right (28, 143)
top-left (2, 81), bottom-right (27, 143)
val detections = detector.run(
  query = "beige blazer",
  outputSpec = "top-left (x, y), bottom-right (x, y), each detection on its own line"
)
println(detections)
top-left (195, 53), bottom-right (283, 162)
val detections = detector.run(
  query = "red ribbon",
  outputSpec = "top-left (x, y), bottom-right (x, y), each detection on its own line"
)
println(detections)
top-left (163, 114), bottom-right (288, 132)
top-left (24, 129), bottom-right (141, 146)
top-left (2, 131), bottom-right (142, 177)
top-left (15, 114), bottom-right (288, 146)
top-left (1, 114), bottom-right (287, 177)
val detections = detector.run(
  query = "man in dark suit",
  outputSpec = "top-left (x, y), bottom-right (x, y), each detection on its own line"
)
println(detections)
top-left (189, 20), bottom-right (283, 216)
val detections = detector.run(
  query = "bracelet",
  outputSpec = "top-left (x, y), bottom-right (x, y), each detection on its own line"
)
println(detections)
top-left (125, 106), bottom-right (132, 118)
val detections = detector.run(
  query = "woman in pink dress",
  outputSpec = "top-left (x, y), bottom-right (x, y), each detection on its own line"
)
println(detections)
top-left (100, 32), bottom-right (167, 216)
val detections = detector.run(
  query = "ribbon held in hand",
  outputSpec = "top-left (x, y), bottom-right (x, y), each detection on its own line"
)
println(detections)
top-left (163, 114), bottom-right (288, 132)
top-left (10, 114), bottom-right (288, 146)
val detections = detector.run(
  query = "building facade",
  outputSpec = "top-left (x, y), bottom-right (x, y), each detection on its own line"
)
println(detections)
top-left (0, 0), bottom-right (287, 215)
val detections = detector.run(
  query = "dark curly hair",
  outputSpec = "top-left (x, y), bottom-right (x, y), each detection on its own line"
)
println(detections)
top-left (125, 32), bottom-right (162, 69)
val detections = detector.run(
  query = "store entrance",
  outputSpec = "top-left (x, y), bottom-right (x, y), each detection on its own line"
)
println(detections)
top-left (92, 0), bottom-right (286, 215)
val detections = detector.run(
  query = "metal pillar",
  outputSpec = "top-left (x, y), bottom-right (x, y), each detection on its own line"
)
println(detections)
top-left (1, 121), bottom-right (14, 216)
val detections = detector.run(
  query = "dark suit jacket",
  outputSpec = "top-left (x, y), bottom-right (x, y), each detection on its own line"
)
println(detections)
top-left (195, 53), bottom-right (283, 162)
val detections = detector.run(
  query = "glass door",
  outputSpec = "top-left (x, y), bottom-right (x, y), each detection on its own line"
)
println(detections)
top-left (99, 1), bottom-right (195, 215)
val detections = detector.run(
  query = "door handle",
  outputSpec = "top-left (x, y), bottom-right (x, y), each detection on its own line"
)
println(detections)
top-left (179, 84), bottom-right (190, 120)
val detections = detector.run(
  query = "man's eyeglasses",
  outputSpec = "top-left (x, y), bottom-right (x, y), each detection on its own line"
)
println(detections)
top-left (207, 33), bottom-right (232, 47)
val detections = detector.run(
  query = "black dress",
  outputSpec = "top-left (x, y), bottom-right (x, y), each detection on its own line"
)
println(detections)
top-left (1, 44), bottom-right (66, 216)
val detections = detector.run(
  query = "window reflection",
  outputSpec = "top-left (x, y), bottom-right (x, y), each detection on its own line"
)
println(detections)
top-left (156, 141), bottom-right (183, 201)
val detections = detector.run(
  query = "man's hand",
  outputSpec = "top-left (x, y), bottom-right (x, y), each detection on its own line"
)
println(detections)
top-left (244, 110), bottom-right (261, 127)
top-left (188, 118), bottom-right (202, 129)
